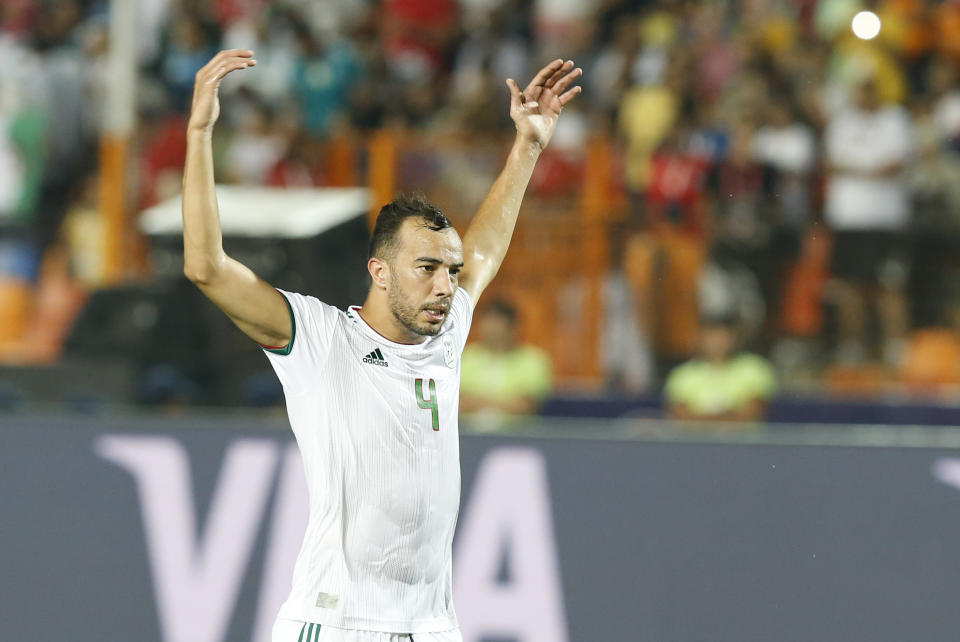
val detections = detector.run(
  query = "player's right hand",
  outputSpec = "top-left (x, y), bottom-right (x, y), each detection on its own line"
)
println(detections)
top-left (187, 49), bottom-right (257, 134)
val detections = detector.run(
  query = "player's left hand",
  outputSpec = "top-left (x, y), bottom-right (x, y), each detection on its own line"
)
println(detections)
top-left (506, 59), bottom-right (582, 151)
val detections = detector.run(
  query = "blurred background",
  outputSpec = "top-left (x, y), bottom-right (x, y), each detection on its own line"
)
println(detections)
top-left (5, 0), bottom-right (960, 424)
top-left (8, 2), bottom-right (960, 641)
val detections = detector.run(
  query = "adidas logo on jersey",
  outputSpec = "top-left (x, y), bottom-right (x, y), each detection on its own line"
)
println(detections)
top-left (362, 347), bottom-right (389, 367)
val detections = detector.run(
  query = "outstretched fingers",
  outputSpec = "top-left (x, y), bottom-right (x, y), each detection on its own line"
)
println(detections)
top-left (525, 58), bottom-right (565, 93)
top-left (198, 50), bottom-right (257, 83)
top-left (219, 57), bottom-right (257, 80)
top-left (551, 66), bottom-right (582, 95)
top-left (558, 84), bottom-right (582, 106)
top-left (218, 48), bottom-right (255, 60)
top-left (200, 49), bottom-right (253, 72)
top-left (545, 60), bottom-right (575, 88)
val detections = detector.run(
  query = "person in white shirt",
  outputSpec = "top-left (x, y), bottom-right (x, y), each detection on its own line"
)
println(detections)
top-left (181, 49), bottom-right (582, 642)
top-left (824, 77), bottom-right (913, 364)
top-left (752, 100), bottom-right (816, 231)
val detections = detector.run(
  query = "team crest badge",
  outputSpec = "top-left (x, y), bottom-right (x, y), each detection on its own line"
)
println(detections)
top-left (443, 334), bottom-right (456, 368)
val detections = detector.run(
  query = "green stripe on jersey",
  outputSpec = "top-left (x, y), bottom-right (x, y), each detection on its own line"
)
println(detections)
top-left (264, 292), bottom-right (296, 355)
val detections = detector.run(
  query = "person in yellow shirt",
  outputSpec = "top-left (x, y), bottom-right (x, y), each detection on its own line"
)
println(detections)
top-left (460, 300), bottom-right (553, 424)
top-left (664, 312), bottom-right (776, 423)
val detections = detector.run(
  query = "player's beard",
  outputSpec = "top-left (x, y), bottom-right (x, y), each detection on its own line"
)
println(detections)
top-left (388, 270), bottom-right (444, 337)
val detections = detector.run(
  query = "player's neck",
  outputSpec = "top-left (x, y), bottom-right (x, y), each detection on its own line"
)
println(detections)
top-left (357, 294), bottom-right (427, 345)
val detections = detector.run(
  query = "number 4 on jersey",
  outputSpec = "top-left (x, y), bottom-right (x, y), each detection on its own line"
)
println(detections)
top-left (415, 378), bottom-right (439, 431)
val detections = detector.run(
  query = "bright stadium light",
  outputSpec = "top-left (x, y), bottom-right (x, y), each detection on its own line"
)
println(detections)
top-left (851, 11), bottom-right (881, 40)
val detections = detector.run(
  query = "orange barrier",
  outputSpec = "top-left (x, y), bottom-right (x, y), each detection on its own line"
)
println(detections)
top-left (825, 364), bottom-right (895, 397)
top-left (0, 279), bottom-right (31, 346)
top-left (99, 135), bottom-right (128, 284)
top-left (0, 246), bottom-right (88, 364)
top-left (578, 138), bottom-right (612, 381)
top-left (624, 230), bottom-right (704, 359)
top-left (781, 228), bottom-right (831, 337)
top-left (899, 328), bottom-right (960, 393)
top-left (325, 135), bottom-right (359, 188)
top-left (367, 130), bottom-right (397, 229)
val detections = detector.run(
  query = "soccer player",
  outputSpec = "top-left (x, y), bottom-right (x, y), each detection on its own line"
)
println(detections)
top-left (182, 49), bottom-right (581, 642)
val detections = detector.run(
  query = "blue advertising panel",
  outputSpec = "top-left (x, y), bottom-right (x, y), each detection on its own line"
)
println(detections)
top-left (3, 415), bottom-right (960, 641)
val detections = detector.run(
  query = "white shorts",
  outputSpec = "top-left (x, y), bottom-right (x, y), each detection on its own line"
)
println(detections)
top-left (271, 618), bottom-right (462, 642)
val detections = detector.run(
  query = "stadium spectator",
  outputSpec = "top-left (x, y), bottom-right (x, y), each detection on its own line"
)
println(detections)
top-left (0, 7), bottom-right (49, 349)
top-left (0, 74), bottom-right (42, 227)
top-left (382, 0), bottom-right (459, 82)
top-left (460, 299), bottom-right (553, 426)
top-left (601, 265), bottom-right (654, 394)
top-left (14, 0), bottom-right (960, 405)
top-left (909, 96), bottom-right (960, 229)
top-left (29, 0), bottom-right (95, 253)
top-left (664, 311), bottom-right (776, 424)
top-left (158, 7), bottom-right (221, 111)
top-left (586, 13), bottom-right (641, 119)
top-left (928, 57), bottom-right (960, 153)
top-left (0, 0), bottom-right (34, 39)
top-left (752, 100), bottom-right (817, 335)
top-left (645, 116), bottom-right (712, 237)
top-left (824, 76), bottom-right (913, 365)
top-left (618, 51), bottom-right (686, 197)
top-left (451, 1), bottom-right (531, 103)
top-left (752, 100), bottom-right (816, 232)
top-left (289, 17), bottom-right (361, 135)
top-left (222, 101), bottom-right (286, 185)
top-left (220, 8), bottom-right (297, 103)
top-left (710, 120), bottom-right (768, 272)
top-left (265, 136), bottom-right (325, 188)
top-left (906, 97), bottom-right (960, 331)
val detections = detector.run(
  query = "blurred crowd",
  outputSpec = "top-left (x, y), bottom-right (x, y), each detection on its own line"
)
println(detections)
top-left (596, 0), bottom-right (960, 406)
top-left (4, 0), bottom-right (960, 410)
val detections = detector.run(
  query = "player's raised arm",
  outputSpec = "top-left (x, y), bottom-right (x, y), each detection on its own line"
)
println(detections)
top-left (182, 50), bottom-right (292, 349)
top-left (458, 59), bottom-right (582, 303)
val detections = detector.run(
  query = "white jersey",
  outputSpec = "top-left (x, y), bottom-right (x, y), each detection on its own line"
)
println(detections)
top-left (263, 287), bottom-right (474, 633)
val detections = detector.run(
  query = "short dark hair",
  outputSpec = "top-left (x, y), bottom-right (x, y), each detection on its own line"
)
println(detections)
top-left (368, 194), bottom-right (452, 261)
top-left (485, 299), bottom-right (518, 325)
top-left (701, 309), bottom-right (738, 328)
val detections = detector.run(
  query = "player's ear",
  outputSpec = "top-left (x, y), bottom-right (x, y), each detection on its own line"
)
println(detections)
top-left (368, 257), bottom-right (389, 290)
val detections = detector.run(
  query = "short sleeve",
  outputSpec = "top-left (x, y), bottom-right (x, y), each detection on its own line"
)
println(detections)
top-left (519, 348), bottom-right (553, 400)
top-left (663, 363), bottom-right (693, 405)
top-left (887, 108), bottom-right (914, 161)
top-left (262, 289), bottom-right (341, 394)
top-left (740, 355), bottom-right (777, 401)
top-left (445, 287), bottom-right (476, 353)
